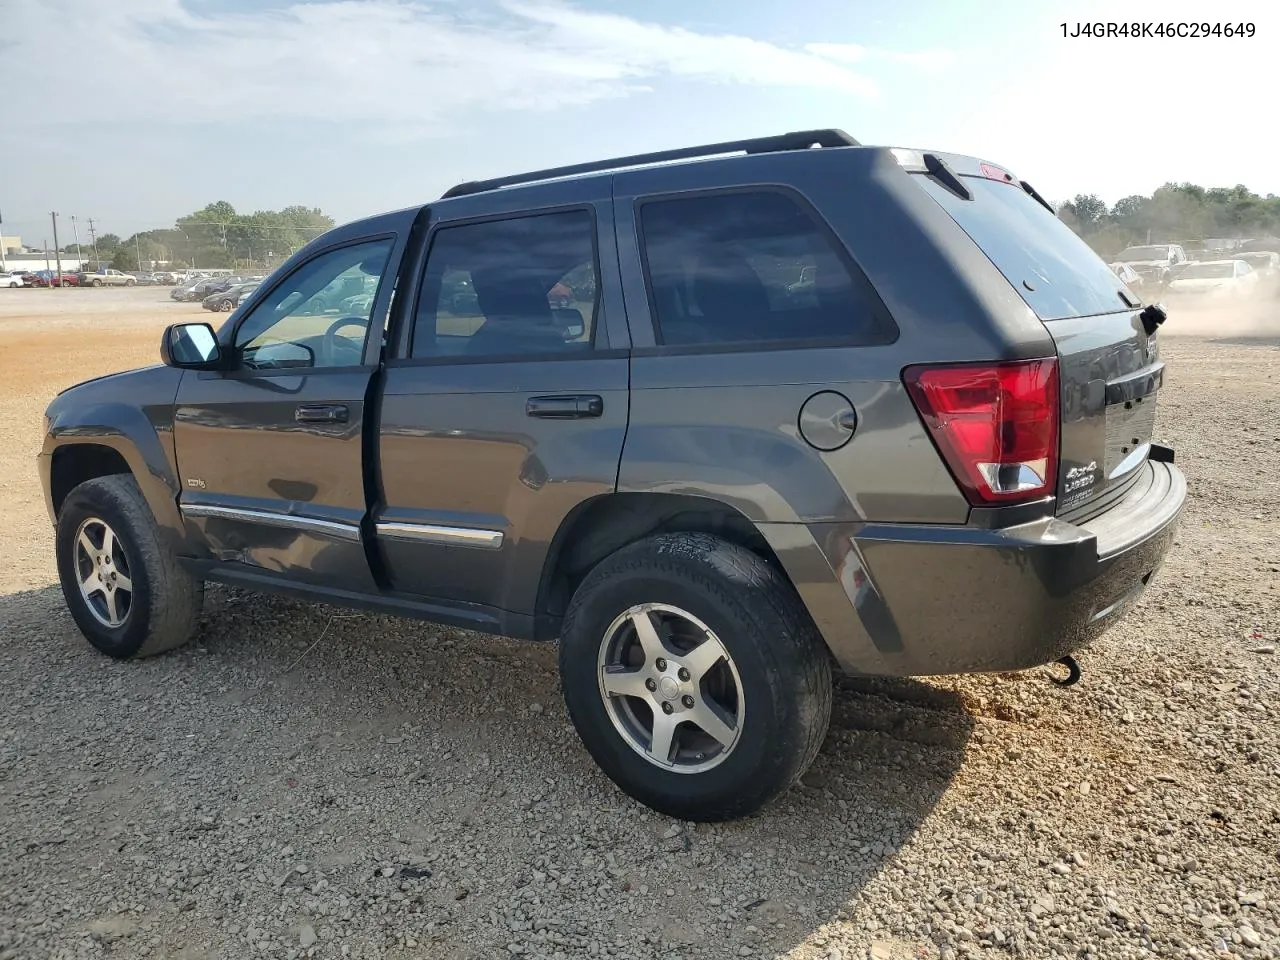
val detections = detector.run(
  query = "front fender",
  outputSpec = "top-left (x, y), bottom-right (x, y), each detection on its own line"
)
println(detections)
top-left (40, 366), bottom-right (189, 555)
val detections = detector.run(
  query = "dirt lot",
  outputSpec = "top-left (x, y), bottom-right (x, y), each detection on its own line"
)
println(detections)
top-left (1, 287), bottom-right (1278, 960)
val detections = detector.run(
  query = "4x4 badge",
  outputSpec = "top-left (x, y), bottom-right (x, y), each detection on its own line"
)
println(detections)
top-left (186, 478), bottom-right (207, 489)
top-left (1064, 462), bottom-right (1098, 494)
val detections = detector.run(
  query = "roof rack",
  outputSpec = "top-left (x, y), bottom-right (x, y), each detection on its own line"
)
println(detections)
top-left (440, 128), bottom-right (859, 199)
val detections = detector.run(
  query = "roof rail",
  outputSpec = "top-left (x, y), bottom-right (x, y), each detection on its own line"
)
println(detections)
top-left (440, 128), bottom-right (859, 199)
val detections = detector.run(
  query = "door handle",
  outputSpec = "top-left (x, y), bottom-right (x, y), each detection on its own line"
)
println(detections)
top-left (526, 395), bottom-right (604, 419)
top-left (294, 403), bottom-right (349, 423)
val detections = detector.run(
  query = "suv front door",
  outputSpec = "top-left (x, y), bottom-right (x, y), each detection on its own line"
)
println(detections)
top-left (173, 235), bottom-right (398, 591)
top-left (375, 182), bottom-right (630, 634)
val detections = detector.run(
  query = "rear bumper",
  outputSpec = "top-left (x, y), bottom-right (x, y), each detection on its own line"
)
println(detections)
top-left (760, 458), bottom-right (1186, 677)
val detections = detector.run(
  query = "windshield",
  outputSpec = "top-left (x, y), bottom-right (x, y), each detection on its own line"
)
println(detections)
top-left (1178, 262), bottom-right (1235, 279)
top-left (914, 173), bottom-right (1134, 320)
top-left (1116, 246), bottom-right (1170, 262)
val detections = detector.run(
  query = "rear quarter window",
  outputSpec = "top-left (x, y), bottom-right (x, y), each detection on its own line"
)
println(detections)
top-left (637, 189), bottom-right (896, 348)
top-left (915, 174), bottom-right (1132, 321)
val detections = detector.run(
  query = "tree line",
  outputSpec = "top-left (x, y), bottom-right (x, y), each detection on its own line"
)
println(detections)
top-left (60, 184), bottom-right (1280, 272)
top-left (62, 202), bottom-right (335, 272)
top-left (1057, 183), bottom-right (1280, 258)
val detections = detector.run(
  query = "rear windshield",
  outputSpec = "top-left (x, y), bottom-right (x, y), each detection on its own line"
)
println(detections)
top-left (915, 174), bottom-right (1132, 321)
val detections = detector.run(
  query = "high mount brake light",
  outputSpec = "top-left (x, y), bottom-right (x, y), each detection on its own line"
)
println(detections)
top-left (903, 359), bottom-right (1060, 506)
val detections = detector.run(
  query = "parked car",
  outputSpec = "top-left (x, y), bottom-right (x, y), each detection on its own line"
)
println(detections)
top-left (78, 268), bottom-right (136, 287)
top-left (1113, 243), bottom-right (1187, 289)
top-left (38, 129), bottom-right (1185, 822)
top-left (4, 271), bottom-right (27, 288)
top-left (201, 281), bottom-right (261, 312)
top-left (1163, 259), bottom-right (1259, 299)
top-left (27, 270), bottom-right (80, 287)
top-left (174, 277), bottom-right (224, 302)
top-left (171, 276), bottom-right (207, 300)
top-left (205, 275), bottom-right (250, 295)
top-left (1234, 251), bottom-right (1278, 281)
top-left (151, 271), bottom-right (178, 285)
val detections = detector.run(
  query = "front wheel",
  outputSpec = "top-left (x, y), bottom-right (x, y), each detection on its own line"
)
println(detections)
top-left (125, 279), bottom-right (136, 286)
top-left (56, 475), bottom-right (204, 659)
top-left (558, 533), bottom-right (832, 822)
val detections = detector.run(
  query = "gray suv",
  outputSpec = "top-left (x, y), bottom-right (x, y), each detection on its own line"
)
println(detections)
top-left (38, 130), bottom-right (1185, 821)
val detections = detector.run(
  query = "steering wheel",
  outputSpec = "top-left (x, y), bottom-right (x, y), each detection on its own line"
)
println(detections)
top-left (322, 317), bottom-right (369, 365)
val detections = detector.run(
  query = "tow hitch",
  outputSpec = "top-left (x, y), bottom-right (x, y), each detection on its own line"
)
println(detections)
top-left (1047, 655), bottom-right (1082, 687)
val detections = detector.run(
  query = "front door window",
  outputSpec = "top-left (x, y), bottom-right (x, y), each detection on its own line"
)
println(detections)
top-left (232, 239), bottom-right (392, 370)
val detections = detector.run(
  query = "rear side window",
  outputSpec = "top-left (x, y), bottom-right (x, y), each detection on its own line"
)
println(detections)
top-left (637, 190), bottom-right (894, 347)
top-left (915, 175), bottom-right (1132, 321)
top-left (410, 210), bottom-right (598, 360)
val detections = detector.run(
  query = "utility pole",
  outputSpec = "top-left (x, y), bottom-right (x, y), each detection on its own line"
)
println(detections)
top-left (135, 234), bottom-right (143, 272)
top-left (70, 216), bottom-right (84, 270)
top-left (86, 217), bottom-right (100, 267)
top-left (51, 212), bottom-right (64, 286)
top-left (0, 208), bottom-right (7, 272)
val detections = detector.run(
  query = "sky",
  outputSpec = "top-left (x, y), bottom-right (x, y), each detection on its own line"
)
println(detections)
top-left (1, 0), bottom-right (1276, 242)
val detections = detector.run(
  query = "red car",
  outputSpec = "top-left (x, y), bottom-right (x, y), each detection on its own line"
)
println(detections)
top-left (25, 271), bottom-right (80, 287)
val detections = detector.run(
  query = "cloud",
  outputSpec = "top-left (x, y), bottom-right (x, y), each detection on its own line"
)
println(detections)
top-left (805, 42), bottom-right (957, 71)
top-left (3, 0), bottom-right (951, 136)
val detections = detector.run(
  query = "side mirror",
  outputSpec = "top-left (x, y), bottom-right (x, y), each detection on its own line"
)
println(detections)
top-left (161, 322), bottom-right (223, 369)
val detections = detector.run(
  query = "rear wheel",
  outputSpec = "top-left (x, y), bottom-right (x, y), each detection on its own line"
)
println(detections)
top-left (558, 533), bottom-right (832, 821)
top-left (219, 299), bottom-right (234, 312)
top-left (55, 475), bottom-right (204, 659)
top-left (91, 278), bottom-right (102, 287)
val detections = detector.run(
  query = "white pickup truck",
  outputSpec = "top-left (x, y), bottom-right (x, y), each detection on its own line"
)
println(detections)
top-left (77, 268), bottom-right (136, 287)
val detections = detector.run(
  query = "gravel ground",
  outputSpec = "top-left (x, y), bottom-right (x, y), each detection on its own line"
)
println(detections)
top-left (1, 288), bottom-right (1278, 960)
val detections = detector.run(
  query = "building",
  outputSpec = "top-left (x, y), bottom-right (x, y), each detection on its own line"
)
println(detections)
top-left (3, 255), bottom-right (86, 274)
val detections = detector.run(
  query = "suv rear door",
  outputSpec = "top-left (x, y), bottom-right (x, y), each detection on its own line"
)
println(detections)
top-left (374, 178), bottom-right (630, 631)
top-left (611, 161), bottom-right (969, 530)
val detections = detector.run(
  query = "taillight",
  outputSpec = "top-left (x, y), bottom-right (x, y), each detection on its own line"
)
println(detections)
top-left (903, 358), bottom-right (1060, 506)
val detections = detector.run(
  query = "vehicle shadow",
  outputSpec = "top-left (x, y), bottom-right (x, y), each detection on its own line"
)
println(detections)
top-left (0, 583), bottom-right (974, 959)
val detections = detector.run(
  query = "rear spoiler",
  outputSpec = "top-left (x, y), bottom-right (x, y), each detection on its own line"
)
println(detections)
top-left (890, 148), bottom-right (1056, 213)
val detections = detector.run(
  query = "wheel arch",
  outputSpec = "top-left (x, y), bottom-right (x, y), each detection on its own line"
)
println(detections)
top-left (42, 379), bottom-right (190, 555)
top-left (50, 443), bottom-right (132, 517)
top-left (533, 492), bottom-right (793, 641)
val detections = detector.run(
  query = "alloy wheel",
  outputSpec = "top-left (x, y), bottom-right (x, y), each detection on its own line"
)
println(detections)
top-left (596, 602), bottom-right (744, 774)
top-left (73, 517), bottom-right (134, 628)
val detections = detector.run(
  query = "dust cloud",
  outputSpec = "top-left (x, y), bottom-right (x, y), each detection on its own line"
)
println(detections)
top-left (1157, 290), bottom-right (1279, 342)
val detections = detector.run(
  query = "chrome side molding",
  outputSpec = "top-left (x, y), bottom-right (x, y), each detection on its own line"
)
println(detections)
top-left (180, 503), bottom-right (362, 543)
top-left (375, 521), bottom-right (504, 550)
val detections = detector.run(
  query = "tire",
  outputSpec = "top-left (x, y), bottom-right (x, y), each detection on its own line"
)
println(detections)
top-left (126, 279), bottom-right (136, 286)
top-left (558, 532), bottom-right (832, 822)
top-left (55, 474), bottom-right (204, 660)
top-left (219, 299), bottom-right (234, 312)
top-left (91, 278), bottom-right (102, 287)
